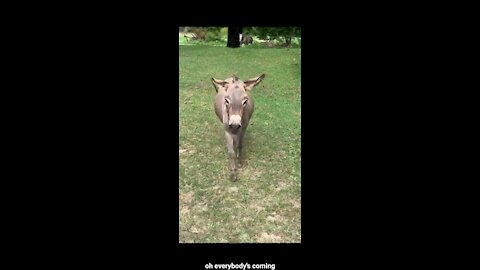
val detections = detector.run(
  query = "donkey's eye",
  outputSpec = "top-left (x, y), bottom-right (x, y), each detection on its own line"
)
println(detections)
top-left (225, 98), bottom-right (230, 105)
top-left (242, 99), bottom-right (248, 106)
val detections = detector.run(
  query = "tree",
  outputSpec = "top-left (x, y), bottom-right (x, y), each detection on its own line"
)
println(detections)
top-left (227, 26), bottom-right (242, 48)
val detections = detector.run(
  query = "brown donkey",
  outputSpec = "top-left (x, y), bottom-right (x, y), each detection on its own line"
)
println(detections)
top-left (211, 74), bottom-right (265, 181)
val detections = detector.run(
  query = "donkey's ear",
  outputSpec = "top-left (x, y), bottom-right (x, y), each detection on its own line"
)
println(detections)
top-left (244, 74), bottom-right (265, 91)
top-left (212, 78), bottom-right (228, 93)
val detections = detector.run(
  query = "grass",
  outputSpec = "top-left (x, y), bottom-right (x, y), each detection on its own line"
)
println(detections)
top-left (179, 44), bottom-right (301, 243)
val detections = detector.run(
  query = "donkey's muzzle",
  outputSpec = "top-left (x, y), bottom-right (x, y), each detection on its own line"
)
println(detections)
top-left (229, 123), bottom-right (242, 129)
top-left (228, 115), bottom-right (242, 131)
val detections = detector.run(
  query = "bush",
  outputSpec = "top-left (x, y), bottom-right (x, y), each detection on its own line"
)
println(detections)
top-left (204, 27), bottom-right (224, 42)
top-left (219, 27), bottom-right (228, 41)
top-left (245, 27), bottom-right (300, 45)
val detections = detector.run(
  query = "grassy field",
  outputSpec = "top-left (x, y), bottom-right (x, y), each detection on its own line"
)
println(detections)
top-left (179, 44), bottom-right (301, 243)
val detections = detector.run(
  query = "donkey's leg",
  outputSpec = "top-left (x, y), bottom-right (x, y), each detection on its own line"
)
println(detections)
top-left (225, 131), bottom-right (238, 181)
top-left (237, 127), bottom-right (246, 167)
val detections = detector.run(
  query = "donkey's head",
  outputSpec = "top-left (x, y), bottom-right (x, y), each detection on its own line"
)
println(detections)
top-left (212, 74), bottom-right (265, 132)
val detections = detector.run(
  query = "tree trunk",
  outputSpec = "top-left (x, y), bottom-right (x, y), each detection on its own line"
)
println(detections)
top-left (227, 26), bottom-right (242, 48)
top-left (285, 36), bottom-right (292, 47)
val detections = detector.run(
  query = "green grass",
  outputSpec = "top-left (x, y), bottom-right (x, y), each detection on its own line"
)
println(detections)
top-left (179, 33), bottom-right (227, 47)
top-left (179, 45), bottom-right (301, 243)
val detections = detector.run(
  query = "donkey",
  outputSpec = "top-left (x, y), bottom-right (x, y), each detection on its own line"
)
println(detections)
top-left (212, 74), bottom-right (265, 181)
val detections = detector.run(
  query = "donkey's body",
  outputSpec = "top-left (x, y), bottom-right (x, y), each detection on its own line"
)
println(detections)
top-left (212, 74), bottom-right (265, 181)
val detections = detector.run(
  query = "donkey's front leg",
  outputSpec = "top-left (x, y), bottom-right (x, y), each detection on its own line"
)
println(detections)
top-left (225, 131), bottom-right (238, 181)
top-left (236, 128), bottom-right (246, 167)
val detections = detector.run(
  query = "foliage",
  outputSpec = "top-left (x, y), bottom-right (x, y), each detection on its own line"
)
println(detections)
top-left (244, 27), bottom-right (301, 43)
top-left (204, 27), bottom-right (228, 42)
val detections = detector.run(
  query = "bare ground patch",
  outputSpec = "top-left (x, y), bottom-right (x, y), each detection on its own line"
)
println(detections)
top-left (256, 232), bottom-right (284, 243)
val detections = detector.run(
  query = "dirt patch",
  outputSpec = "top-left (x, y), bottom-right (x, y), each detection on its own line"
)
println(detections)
top-left (180, 190), bottom-right (194, 204)
top-left (195, 197), bottom-right (208, 213)
top-left (290, 199), bottom-right (301, 209)
top-left (256, 232), bottom-right (283, 243)
top-left (266, 213), bottom-right (285, 223)
top-left (240, 167), bottom-right (263, 181)
top-left (274, 179), bottom-right (291, 191)
top-left (249, 204), bottom-right (265, 213)
top-left (179, 143), bottom-right (196, 156)
top-left (180, 207), bottom-right (190, 216)
top-left (189, 226), bottom-right (201, 234)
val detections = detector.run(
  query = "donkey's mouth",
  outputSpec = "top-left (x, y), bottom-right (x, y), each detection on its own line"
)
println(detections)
top-left (228, 127), bottom-right (241, 134)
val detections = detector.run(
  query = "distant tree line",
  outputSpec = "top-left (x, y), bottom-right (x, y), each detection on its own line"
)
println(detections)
top-left (180, 26), bottom-right (301, 48)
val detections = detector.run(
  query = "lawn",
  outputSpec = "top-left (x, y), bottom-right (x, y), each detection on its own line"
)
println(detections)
top-left (179, 44), bottom-right (301, 243)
